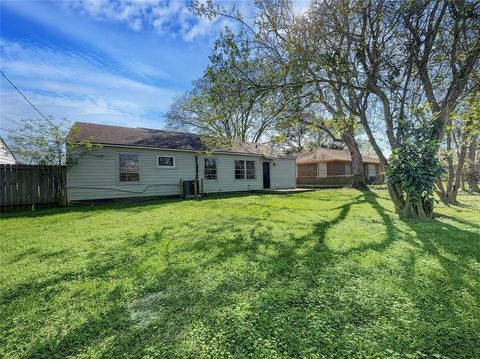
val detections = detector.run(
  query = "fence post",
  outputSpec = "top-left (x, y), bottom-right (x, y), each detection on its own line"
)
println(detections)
top-left (58, 166), bottom-right (67, 206)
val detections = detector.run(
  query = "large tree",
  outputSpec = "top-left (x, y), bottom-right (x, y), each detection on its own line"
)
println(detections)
top-left (207, 0), bottom-right (479, 217)
top-left (290, 0), bottom-right (479, 216)
top-left (437, 90), bottom-right (480, 201)
top-left (166, 30), bottom-right (304, 143)
top-left (194, 0), bottom-right (371, 189)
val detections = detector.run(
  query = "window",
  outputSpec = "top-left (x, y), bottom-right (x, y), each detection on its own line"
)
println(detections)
top-left (234, 160), bottom-right (245, 179)
top-left (119, 154), bottom-right (140, 183)
top-left (204, 158), bottom-right (217, 180)
top-left (158, 156), bottom-right (175, 168)
top-left (234, 160), bottom-right (256, 179)
top-left (345, 163), bottom-right (351, 175)
top-left (246, 161), bottom-right (256, 179)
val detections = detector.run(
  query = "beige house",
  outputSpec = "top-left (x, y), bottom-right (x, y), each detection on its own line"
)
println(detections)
top-left (67, 122), bottom-right (296, 202)
top-left (296, 147), bottom-right (384, 186)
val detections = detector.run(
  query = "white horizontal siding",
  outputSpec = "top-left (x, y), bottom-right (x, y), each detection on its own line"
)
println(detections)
top-left (67, 145), bottom-right (295, 201)
top-left (270, 158), bottom-right (296, 188)
top-left (0, 141), bottom-right (16, 164)
top-left (67, 147), bottom-right (195, 201)
top-left (199, 154), bottom-right (263, 193)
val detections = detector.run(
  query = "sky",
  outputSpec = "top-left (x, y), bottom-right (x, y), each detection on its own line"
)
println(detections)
top-left (1, 0), bottom-right (304, 137)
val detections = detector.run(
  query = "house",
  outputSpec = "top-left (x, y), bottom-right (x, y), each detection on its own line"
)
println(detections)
top-left (296, 147), bottom-right (384, 186)
top-left (0, 137), bottom-right (17, 164)
top-left (66, 122), bottom-right (296, 202)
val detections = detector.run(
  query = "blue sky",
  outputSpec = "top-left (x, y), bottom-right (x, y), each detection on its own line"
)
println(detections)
top-left (0, 0), bottom-right (310, 137)
top-left (0, 0), bottom-right (250, 134)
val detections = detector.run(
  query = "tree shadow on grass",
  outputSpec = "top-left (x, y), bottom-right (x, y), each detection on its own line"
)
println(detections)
top-left (11, 195), bottom-right (363, 357)
top-left (360, 191), bottom-right (480, 355)
top-left (0, 192), bottom-right (273, 220)
top-left (5, 191), bottom-right (480, 358)
top-left (434, 212), bottom-right (480, 229)
top-left (361, 191), bottom-right (479, 282)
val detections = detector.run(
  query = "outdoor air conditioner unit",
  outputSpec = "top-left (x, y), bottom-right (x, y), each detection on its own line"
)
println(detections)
top-left (183, 180), bottom-right (196, 197)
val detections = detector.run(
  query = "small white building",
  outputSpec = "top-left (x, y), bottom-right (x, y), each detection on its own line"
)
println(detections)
top-left (67, 122), bottom-right (296, 202)
top-left (0, 137), bottom-right (17, 164)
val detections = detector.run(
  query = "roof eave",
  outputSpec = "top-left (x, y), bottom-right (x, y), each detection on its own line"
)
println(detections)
top-left (75, 142), bottom-right (293, 159)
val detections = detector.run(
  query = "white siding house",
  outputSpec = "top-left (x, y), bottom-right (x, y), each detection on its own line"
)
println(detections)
top-left (67, 122), bottom-right (296, 202)
top-left (0, 138), bottom-right (17, 164)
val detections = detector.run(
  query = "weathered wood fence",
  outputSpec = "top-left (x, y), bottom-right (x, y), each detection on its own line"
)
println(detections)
top-left (0, 164), bottom-right (66, 212)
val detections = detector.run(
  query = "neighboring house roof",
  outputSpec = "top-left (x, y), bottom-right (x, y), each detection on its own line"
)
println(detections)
top-left (68, 122), bottom-right (292, 159)
top-left (296, 147), bottom-right (380, 164)
top-left (0, 137), bottom-right (17, 164)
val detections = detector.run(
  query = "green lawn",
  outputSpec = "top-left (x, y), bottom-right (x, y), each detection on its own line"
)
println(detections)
top-left (1, 189), bottom-right (479, 358)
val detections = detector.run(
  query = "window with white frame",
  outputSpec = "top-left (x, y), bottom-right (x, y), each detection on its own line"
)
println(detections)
top-left (204, 158), bottom-right (217, 180)
top-left (234, 160), bottom-right (245, 179)
top-left (234, 160), bottom-right (256, 179)
top-left (157, 156), bottom-right (175, 168)
top-left (246, 160), bottom-right (256, 179)
top-left (119, 153), bottom-right (140, 183)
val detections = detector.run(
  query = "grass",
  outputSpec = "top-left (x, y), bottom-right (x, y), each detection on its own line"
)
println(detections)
top-left (1, 189), bottom-right (479, 358)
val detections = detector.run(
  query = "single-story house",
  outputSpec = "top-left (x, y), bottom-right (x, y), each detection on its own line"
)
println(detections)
top-left (296, 147), bottom-right (384, 186)
top-left (0, 137), bottom-right (17, 164)
top-left (67, 122), bottom-right (296, 202)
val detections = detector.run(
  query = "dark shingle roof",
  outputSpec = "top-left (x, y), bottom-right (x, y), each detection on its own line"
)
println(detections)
top-left (68, 122), bottom-right (292, 159)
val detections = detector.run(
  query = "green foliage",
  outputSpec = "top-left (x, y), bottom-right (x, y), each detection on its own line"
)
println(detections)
top-left (1, 190), bottom-right (479, 357)
top-left (386, 109), bottom-right (444, 210)
top-left (8, 117), bottom-right (67, 165)
top-left (65, 124), bottom-right (103, 169)
top-left (167, 27), bottom-right (295, 142)
top-left (449, 90), bottom-right (480, 142)
top-left (191, 0), bottom-right (479, 217)
top-left (8, 119), bottom-right (100, 167)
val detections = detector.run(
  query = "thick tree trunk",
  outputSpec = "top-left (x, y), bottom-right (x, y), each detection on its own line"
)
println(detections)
top-left (386, 181), bottom-right (434, 218)
top-left (440, 131), bottom-right (471, 204)
top-left (466, 136), bottom-right (479, 192)
top-left (435, 178), bottom-right (448, 203)
top-left (449, 144), bottom-right (468, 203)
top-left (445, 133), bottom-right (455, 196)
top-left (342, 132), bottom-right (368, 190)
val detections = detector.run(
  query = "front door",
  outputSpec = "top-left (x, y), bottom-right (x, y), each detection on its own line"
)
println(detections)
top-left (263, 162), bottom-right (270, 189)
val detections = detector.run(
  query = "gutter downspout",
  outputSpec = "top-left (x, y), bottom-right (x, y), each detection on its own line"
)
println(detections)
top-left (195, 155), bottom-right (198, 180)
top-left (195, 154), bottom-right (199, 195)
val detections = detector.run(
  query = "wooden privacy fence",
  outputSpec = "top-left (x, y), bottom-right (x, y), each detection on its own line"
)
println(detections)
top-left (0, 164), bottom-right (66, 212)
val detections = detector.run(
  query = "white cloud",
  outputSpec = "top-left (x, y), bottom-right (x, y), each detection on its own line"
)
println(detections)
top-left (0, 39), bottom-right (177, 130)
top-left (66, 0), bottom-right (229, 41)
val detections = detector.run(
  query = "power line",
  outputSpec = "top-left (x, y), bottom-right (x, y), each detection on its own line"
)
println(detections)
top-left (0, 127), bottom-right (22, 136)
top-left (0, 127), bottom-right (38, 139)
top-left (0, 113), bottom-right (22, 127)
top-left (0, 114), bottom-right (45, 136)
top-left (0, 70), bottom-right (59, 129)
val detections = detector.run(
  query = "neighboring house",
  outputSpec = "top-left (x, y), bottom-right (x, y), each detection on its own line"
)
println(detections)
top-left (296, 147), bottom-right (384, 186)
top-left (0, 137), bottom-right (17, 164)
top-left (67, 122), bottom-right (296, 202)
